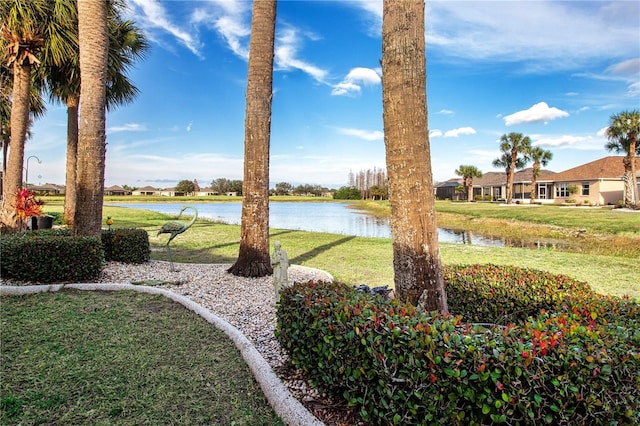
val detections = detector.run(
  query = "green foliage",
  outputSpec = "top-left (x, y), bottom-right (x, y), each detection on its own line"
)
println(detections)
top-left (0, 232), bottom-right (103, 282)
top-left (175, 179), bottom-right (195, 194)
top-left (333, 186), bottom-right (362, 200)
top-left (277, 267), bottom-right (639, 425)
top-left (443, 264), bottom-right (594, 325)
top-left (101, 228), bottom-right (150, 263)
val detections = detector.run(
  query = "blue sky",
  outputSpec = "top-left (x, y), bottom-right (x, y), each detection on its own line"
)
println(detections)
top-left (26, 0), bottom-right (640, 189)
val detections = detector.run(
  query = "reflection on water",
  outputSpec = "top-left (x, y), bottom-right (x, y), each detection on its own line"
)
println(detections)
top-left (112, 202), bottom-right (560, 249)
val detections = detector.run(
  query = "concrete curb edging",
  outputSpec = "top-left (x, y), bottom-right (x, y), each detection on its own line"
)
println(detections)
top-left (1, 283), bottom-right (324, 426)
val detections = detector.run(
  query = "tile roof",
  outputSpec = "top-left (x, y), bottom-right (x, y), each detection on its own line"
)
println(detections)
top-left (552, 156), bottom-right (640, 181)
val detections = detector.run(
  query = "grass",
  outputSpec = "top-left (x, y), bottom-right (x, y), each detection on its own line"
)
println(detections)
top-left (37, 197), bottom-right (639, 299)
top-left (0, 290), bottom-right (283, 426)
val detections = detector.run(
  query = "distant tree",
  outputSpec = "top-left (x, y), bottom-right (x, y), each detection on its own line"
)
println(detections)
top-left (528, 146), bottom-right (553, 204)
top-left (349, 167), bottom-right (387, 199)
top-left (273, 181), bottom-right (292, 195)
top-left (211, 178), bottom-right (243, 194)
top-left (492, 133), bottom-right (531, 204)
top-left (333, 186), bottom-right (361, 200)
top-left (382, 0), bottom-right (448, 313)
top-left (175, 179), bottom-right (195, 194)
top-left (293, 183), bottom-right (323, 196)
top-left (370, 185), bottom-right (388, 200)
top-left (228, 0), bottom-right (276, 278)
top-left (606, 110), bottom-right (639, 205)
top-left (454, 165), bottom-right (483, 202)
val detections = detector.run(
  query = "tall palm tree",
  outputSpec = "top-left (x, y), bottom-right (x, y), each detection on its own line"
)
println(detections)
top-left (454, 165), bottom-right (483, 202)
top-left (228, 0), bottom-right (277, 278)
top-left (45, 9), bottom-right (148, 226)
top-left (0, 0), bottom-right (58, 228)
top-left (74, 0), bottom-right (108, 236)
top-left (381, 0), bottom-right (448, 314)
top-left (492, 132), bottom-right (531, 204)
top-left (528, 146), bottom-right (552, 204)
top-left (606, 110), bottom-right (639, 205)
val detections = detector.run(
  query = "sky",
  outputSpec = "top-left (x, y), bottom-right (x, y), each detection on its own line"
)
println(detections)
top-left (25, 0), bottom-right (640, 189)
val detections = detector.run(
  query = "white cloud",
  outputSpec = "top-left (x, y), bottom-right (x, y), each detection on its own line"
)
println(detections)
top-left (128, 0), bottom-right (204, 57)
top-left (444, 127), bottom-right (477, 138)
top-left (186, 121), bottom-right (193, 132)
top-left (107, 123), bottom-right (147, 133)
top-left (337, 127), bottom-right (384, 141)
top-left (353, 1), bottom-right (640, 72)
top-left (533, 135), bottom-right (604, 151)
top-left (275, 27), bottom-right (328, 83)
top-left (429, 129), bottom-right (443, 138)
top-left (437, 109), bottom-right (455, 115)
top-left (503, 102), bottom-right (569, 126)
top-left (332, 67), bottom-right (381, 96)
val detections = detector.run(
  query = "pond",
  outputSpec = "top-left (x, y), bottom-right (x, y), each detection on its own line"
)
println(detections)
top-left (112, 201), bottom-right (511, 247)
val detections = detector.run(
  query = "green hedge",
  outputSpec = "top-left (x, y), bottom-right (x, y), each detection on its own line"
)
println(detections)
top-left (101, 229), bottom-right (150, 263)
top-left (276, 267), bottom-right (639, 425)
top-left (1, 228), bottom-right (150, 283)
top-left (0, 233), bottom-right (103, 282)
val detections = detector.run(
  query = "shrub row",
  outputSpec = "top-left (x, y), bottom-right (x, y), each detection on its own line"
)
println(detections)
top-left (1, 228), bottom-right (150, 283)
top-left (277, 272), bottom-right (639, 425)
top-left (0, 232), bottom-right (103, 282)
top-left (101, 229), bottom-right (150, 264)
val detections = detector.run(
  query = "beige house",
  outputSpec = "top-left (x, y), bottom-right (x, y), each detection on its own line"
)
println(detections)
top-left (131, 186), bottom-right (159, 196)
top-left (462, 156), bottom-right (639, 205)
top-left (104, 185), bottom-right (131, 196)
top-left (550, 156), bottom-right (640, 205)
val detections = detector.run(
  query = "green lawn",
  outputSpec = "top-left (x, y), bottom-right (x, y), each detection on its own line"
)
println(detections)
top-left (37, 197), bottom-right (639, 299)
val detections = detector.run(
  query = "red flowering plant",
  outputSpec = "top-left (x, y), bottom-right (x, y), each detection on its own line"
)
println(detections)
top-left (13, 188), bottom-right (44, 230)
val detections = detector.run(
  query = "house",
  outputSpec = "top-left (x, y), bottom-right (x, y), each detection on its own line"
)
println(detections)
top-left (466, 156), bottom-right (639, 205)
top-left (195, 187), bottom-right (217, 196)
top-left (104, 185), bottom-right (131, 196)
top-left (28, 183), bottom-right (65, 196)
top-left (159, 187), bottom-right (185, 197)
top-left (473, 169), bottom-right (558, 202)
top-left (434, 178), bottom-right (464, 200)
top-left (550, 156), bottom-right (640, 205)
top-left (131, 186), bottom-right (159, 196)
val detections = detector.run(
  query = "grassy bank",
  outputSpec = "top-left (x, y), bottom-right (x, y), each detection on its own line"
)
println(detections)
top-left (0, 290), bottom-right (282, 425)
top-left (37, 199), bottom-right (640, 299)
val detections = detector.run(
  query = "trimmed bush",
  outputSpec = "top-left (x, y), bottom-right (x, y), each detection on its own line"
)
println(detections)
top-left (1, 232), bottom-right (103, 282)
top-left (101, 229), bottom-right (150, 263)
top-left (277, 272), bottom-right (639, 425)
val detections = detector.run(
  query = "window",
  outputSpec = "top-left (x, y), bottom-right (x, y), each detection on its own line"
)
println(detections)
top-left (581, 182), bottom-right (590, 196)
top-left (556, 183), bottom-right (569, 198)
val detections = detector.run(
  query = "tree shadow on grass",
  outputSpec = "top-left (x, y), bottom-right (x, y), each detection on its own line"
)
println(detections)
top-left (290, 236), bottom-right (356, 264)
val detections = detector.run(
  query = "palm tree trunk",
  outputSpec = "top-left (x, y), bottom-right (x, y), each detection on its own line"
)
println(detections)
top-left (64, 94), bottom-right (79, 226)
top-left (228, 0), bottom-right (276, 278)
top-left (1, 62), bottom-right (31, 229)
top-left (381, 0), bottom-right (448, 314)
top-left (506, 167), bottom-right (514, 203)
top-left (74, 0), bottom-right (108, 236)
top-left (629, 139), bottom-right (637, 204)
top-left (530, 164), bottom-right (539, 204)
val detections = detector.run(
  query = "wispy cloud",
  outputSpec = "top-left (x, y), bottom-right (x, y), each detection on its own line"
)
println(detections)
top-left (444, 127), bottom-right (476, 138)
top-left (128, 0), bottom-right (203, 57)
top-left (337, 127), bottom-right (384, 141)
top-left (107, 123), bottom-right (147, 133)
top-left (533, 134), bottom-right (604, 151)
top-left (504, 102), bottom-right (569, 126)
top-left (332, 67), bottom-right (381, 96)
top-left (437, 109), bottom-right (455, 115)
top-left (430, 129), bottom-right (443, 138)
top-left (186, 121), bottom-right (193, 132)
top-left (352, 1), bottom-right (639, 72)
top-left (275, 26), bottom-right (328, 83)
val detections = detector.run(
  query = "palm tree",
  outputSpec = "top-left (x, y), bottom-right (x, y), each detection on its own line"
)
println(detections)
top-left (606, 110), bottom-right (639, 206)
top-left (454, 165), bottom-right (483, 202)
top-left (73, 0), bottom-right (109, 236)
top-left (492, 132), bottom-right (532, 204)
top-left (528, 146), bottom-right (553, 204)
top-left (0, 0), bottom-right (58, 228)
top-left (45, 9), bottom-right (148, 226)
top-left (381, 0), bottom-right (448, 314)
top-left (228, 0), bottom-right (277, 278)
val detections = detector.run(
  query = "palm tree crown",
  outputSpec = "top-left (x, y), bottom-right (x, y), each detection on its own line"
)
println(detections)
top-left (606, 110), bottom-right (639, 205)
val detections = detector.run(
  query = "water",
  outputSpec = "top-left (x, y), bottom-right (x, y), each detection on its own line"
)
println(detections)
top-left (110, 202), bottom-right (507, 247)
